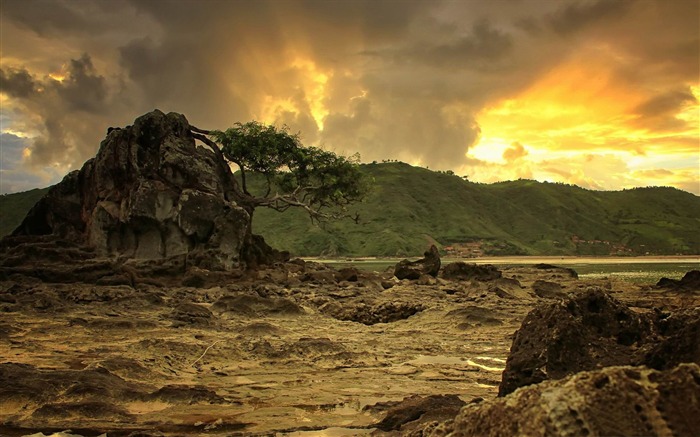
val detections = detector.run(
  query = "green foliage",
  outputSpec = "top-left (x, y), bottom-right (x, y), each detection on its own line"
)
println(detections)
top-left (211, 122), bottom-right (367, 218)
top-left (253, 162), bottom-right (700, 257)
top-left (0, 188), bottom-right (49, 237)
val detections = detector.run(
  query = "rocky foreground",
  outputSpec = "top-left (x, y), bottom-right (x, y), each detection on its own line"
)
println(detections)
top-left (1, 253), bottom-right (698, 436)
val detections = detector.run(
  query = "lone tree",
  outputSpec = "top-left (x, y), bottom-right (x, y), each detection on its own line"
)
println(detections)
top-left (190, 121), bottom-right (367, 266)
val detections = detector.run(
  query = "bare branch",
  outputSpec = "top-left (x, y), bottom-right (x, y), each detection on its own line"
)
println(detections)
top-left (189, 125), bottom-right (212, 135)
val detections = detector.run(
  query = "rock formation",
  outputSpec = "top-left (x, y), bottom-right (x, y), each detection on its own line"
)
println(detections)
top-left (656, 269), bottom-right (700, 291)
top-left (441, 262), bottom-right (502, 282)
top-left (6, 110), bottom-right (255, 272)
top-left (498, 288), bottom-right (700, 396)
top-left (394, 245), bottom-right (441, 280)
top-left (425, 363), bottom-right (700, 437)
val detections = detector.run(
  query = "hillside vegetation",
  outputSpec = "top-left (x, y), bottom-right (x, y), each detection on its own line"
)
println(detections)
top-left (2, 162), bottom-right (699, 257)
top-left (0, 188), bottom-right (50, 238)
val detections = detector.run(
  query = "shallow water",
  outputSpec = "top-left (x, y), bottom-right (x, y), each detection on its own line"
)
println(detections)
top-left (317, 257), bottom-right (699, 284)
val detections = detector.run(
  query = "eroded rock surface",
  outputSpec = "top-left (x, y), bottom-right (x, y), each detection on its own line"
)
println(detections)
top-left (426, 363), bottom-right (700, 437)
top-left (499, 288), bottom-right (700, 396)
top-left (657, 269), bottom-right (700, 291)
top-left (4, 110), bottom-right (250, 274)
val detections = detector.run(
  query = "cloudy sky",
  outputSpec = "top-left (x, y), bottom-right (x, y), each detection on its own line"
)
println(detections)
top-left (1, 0), bottom-right (698, 194)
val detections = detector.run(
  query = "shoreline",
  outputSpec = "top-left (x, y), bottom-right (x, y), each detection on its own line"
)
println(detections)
top-left (308, 255), bottom-right (700, 266)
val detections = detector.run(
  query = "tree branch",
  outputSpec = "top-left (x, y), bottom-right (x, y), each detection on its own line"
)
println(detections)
top-left (190, 125), bottom-right (212, 135)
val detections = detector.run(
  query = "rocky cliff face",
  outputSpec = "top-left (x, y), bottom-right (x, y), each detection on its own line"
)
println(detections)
top-left (12, 110), bottom-right (249, 270)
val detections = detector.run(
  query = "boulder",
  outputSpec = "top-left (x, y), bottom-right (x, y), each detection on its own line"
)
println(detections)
top-left (498, 289), bottom-right (700, 397)
top-left (499, 289), bottom-right (655, 396)
top-left (6, 110), bottom-right (251, 272)
top-left (335, 267), bottom-right (360, 282)
top-left (427, 363), bottom-right (700, 437)
top-left (394, 245), bottom-right (441, 280)
top-left (441, 262), bottom-right (502, 282)
top-left (656, 270), bottom-right (700, 291)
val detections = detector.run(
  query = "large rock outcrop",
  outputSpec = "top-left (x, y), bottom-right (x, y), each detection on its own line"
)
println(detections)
top-left (498, 288), bottom-right (700, 396)
top-left (426, 363), bottom-right (700, 437)
top-left (394, 245), bottom-right (441, 280)
top-left (9, 110), bottom-right (250, 270)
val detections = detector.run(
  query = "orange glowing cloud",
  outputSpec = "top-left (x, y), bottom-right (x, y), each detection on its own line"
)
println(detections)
top-left (466, 46), bottom-right (699, 194)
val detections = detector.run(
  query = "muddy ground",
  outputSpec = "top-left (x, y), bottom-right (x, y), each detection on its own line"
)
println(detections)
top-left (1, 263), bottom-right (697, 436)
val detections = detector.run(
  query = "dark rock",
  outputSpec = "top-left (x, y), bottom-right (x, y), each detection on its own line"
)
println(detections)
top-left (441, 262), bottom-right (502, 282)
top-left (4, 110), bottom-right (252, 276)
top-left (498, 289), bottom-right (656, 396)
top-left (657, 270), bottom-right (700, 291)
top-left (335, 267), bottom-right (359, 282)
top-left (171, 303), bottom-right (213, 326)
top-left (381, 279), bottom-right (396, 290)
top-left (374, 394), bottom-right (466, 432)
top-left (394, 245), bottom-right (441, 280)
top-left (431, 364), bottom-right (700, 437)
top-left (646, 309), bottom-right (700, 370)
top-left (531, 280), bottom-right (567, 299)
top-left (321, 301), bottom-right (425, 325)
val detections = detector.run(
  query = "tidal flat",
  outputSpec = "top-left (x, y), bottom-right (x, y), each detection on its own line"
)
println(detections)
top-left (1, 259), bottom-right (698, 436)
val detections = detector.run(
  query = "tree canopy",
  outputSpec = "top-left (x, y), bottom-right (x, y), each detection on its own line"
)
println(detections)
top-left (195, 121), bottom-right (367, 223)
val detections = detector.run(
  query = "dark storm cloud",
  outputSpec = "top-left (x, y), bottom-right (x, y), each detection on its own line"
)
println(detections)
top-left (391, 20), bottom-right (514, 69)
top-left (0, 68), bottom-right (36, 98)
top-left (0, 0), bottom-right (698, 192)
top-left (1, 0), bottom-right (134, 37)
top-left (546, 0), bottom-right (630, 35)
top-left (631, 88), bottom-right (698, 132)
top-left (57, 54), bottom-right (108, 112)
top-left (634, 89), bottom-right (697, 119)
top-left (0, 53), bottom-right (114, 170)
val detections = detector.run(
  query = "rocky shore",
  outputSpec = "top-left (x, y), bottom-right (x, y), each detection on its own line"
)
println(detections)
top-left (1, 251), bottom-right (698, 435)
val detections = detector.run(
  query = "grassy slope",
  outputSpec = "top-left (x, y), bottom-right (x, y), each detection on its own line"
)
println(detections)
top-left (254, 162), bottom-right (700, 256)
top-left (2, 162), bottom-right (698, 256)
top-left (0, 188), bottom-right (50, 238)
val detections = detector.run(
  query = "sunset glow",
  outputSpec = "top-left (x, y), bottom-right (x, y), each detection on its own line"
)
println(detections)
top-left (0, 0), bottom-right (698, 195)
top-left (466, 49), bottom-right (699, 193)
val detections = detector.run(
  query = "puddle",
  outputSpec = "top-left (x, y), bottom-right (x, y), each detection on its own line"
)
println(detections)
top-left (278, 427), bottom-right (376, 436)
top-left (474, 356), bottom-right (506, 363)
top-left (466, 359), bottom-right (505, 372)
top-left (406, 355), bottom-right (505, 372)
top-left (407, 355), bottom-right (468, 366)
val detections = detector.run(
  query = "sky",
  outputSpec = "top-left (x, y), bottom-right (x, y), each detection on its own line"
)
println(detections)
top-left (0, 0), bottom-right (698, 195)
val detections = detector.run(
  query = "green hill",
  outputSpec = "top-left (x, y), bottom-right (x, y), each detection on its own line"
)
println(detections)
top-left (0, 188), bottom-right (50, 238)
top-left (2, 162), bottom-right (699, 257)
top-left (252, 162), bottom-right (700, 257)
